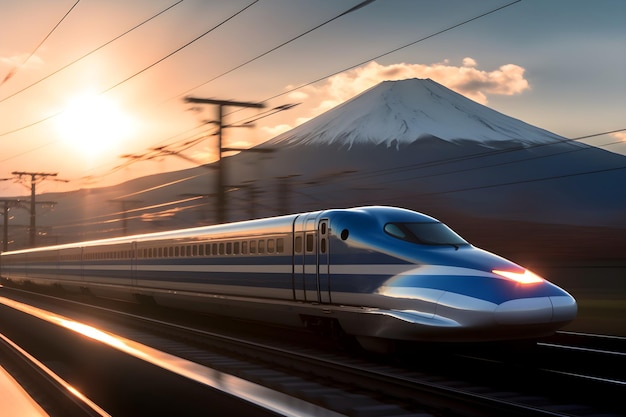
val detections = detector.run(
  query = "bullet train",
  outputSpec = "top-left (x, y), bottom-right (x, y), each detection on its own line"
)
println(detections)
top-left (0, 206), bottom-right (576, 351)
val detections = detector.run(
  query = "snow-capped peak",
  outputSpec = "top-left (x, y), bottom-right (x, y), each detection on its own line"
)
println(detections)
top-left (265, 78), bottom-right (568, 148)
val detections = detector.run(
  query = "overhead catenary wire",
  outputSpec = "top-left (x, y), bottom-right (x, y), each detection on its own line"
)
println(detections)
top-left (0, 0), bottom-right (259, 139)
top-left (101, 0), bottom-right (259, 96)
top-left (172, 0), bottom-right (377, 100)
top-left (0, 0), bottom-right (185, 104)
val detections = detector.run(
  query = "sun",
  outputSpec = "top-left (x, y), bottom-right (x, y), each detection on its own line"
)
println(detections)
top-left (56, 93), bottom-right (135, 157)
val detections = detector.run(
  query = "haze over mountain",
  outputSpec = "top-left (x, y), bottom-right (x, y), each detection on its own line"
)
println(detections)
top-left (5, 78), bottom-right (625, 262)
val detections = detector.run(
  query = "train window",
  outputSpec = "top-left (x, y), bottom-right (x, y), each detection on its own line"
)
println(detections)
top-left (205, 244), bottom-right (210, 256)
top-left (175, 246), bottom-right (180, 257)
top-left (384, 224), bottom-right (406, 239)
top-left (191, 245), bottom-right (197, 256)
top-left (384, 222), bottom-right (468, 246)
top-left (241, 241), bottom-right (248, 254)
top-left (219, 243), bottom-right (225, 255)
top-left (226, 242), bottom-right (232, 255)
top-left (267, 239), bottom-right (275, 254)
top-left (211, 244), bottom-right (217, 256)
top-left (306, 233), bottom-right (314, 252)
top-left (249, 240), bottom-right (256, 254)
top-left (233, 241), bottom-right (240, 255)
top-left (295, 236), bottom-right (303, 253)
top-left (276, 238), bottom-right (284, 253)
top-left (320, 238), bottom-right (327, 254)
top-left (320, 222), bottom-right (327, 235)
top-left (185, 246), bottom-right (191, 257)
top-left (258, 240), bottom-right (265, 254)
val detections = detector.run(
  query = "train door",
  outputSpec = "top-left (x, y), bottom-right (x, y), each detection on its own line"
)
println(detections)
top-left (292, 213), bottom-right (330, 303)
top-left (318, 218), bottom-right (331, 303)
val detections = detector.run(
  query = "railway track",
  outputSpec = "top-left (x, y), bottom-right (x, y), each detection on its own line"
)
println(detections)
top-left (0, 331), bottom-right (109, 417)
top-left (0, 285), bottom-right (623, 416)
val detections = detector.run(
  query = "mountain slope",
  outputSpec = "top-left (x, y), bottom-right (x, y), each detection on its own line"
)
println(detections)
top-left (266, 78), bottom-right (576, 148)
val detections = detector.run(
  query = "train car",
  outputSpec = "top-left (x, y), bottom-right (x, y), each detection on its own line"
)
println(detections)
top-left (0, 206), bottom-right (577, 351)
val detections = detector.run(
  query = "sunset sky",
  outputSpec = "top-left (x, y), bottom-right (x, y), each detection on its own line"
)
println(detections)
top-left (1, 0), bottom-right (624, 196)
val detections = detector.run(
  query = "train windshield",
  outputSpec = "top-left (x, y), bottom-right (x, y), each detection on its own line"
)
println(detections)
top-left (384, 222), bottom-right (469, 247)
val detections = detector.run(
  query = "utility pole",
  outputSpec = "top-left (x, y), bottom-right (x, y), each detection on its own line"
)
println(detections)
top-left (275, 174), bottom-right (300, 215)
top-left (109, 199), bottom-right (143, 236)
top-left (0, 199), bottom-right (21, 252)
top-left (184, 97), bottom-right (265, 224)
top-left (11, 171), bottom-right (67, 247)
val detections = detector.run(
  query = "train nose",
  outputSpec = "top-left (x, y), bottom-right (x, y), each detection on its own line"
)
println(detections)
top-left (494, 295), bottom-right (577, 325)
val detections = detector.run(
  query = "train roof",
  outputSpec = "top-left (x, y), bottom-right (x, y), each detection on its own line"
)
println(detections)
top-left (0, 206), bottom-right (439, 255)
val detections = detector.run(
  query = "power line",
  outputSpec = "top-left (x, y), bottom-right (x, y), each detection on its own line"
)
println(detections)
top-left (174, 0), bottom-right (376, 99)
top-left (0, 0), bottom-right (259, 139)
top-left (101, 0), bottom-right (259, 96)
top-left (261, 0), bottom-right (522, 104)
top-left (0, 0), bottom-right (80, 87)
top-left (0, 0), bottom-right (185, 103)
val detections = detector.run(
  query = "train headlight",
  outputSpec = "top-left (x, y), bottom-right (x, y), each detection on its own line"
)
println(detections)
top-left (492, 269), bottom-right (544, 284)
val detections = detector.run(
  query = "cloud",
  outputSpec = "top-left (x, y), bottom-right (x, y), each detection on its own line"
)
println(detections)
top-left (292, 59), bottom-right (529, 109)
top-left (1, 53), bottom-right (44, 84)
top-left (260, 123), bottom-right (294, 138)
top-left (0, 52), bottom-right (44, 69)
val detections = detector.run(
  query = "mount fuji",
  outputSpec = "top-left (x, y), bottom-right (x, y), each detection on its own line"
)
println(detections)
top-left (265, 78), bottom-right (575, 148)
